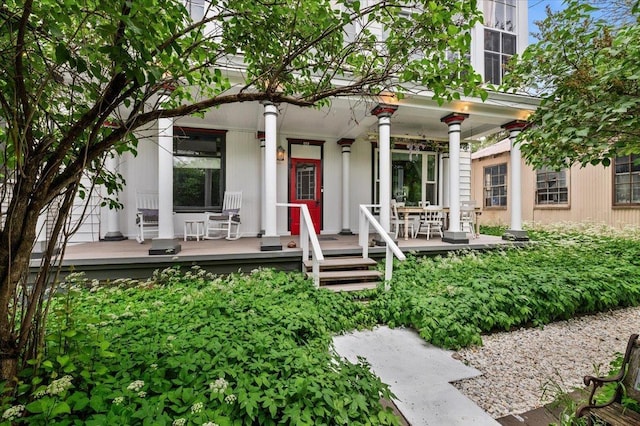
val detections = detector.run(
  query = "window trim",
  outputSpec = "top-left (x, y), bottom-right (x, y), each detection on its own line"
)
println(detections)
top-left (534, 167), bottom-right (570, 208)
top-left (173, 126), bottom-right (227, 213)
top-left (612, 154), bottom-right (640, 207)
top-left (483, 163), bottom-right (508, 209)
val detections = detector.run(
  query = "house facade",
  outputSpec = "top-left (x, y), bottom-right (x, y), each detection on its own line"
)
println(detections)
top-left (471, 140), bottom-right (640, 229)
top-left (54, 0), bottom-right (539, 252)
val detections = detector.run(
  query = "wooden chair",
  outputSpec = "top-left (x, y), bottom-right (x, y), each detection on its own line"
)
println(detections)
top-left (204, 191), bottom-right (242, 240)
top-left (414, 206), bottom-right (444, 240)
top-left (576, 333), bottom-right (640, 425)
top-left (135, 191), bottom-right (158, 243)
top-left (460, 200), bottom-right (477, 239)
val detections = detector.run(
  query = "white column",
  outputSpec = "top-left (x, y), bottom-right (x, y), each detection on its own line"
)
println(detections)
top-left (257, 133), bottom-right (266, 236)
top-left (157, 114), bottom-right (174, 239)
top-left (261, 102), bottom-right (282, 250)
top-left (103, 153), bottom-right (124, 240)
top-left (149, 89), bottom-right (181, 254)
top-left (338, 138), bottom-right (354, 234)
top-left (502, 120), bottom-right (529, 240)
top-left (372, 104), bottom-right (398, 234)
top-left (441, 113), bottom-right (468, 243)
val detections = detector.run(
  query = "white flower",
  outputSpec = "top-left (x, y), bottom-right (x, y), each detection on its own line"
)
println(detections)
top-left (209, 377), bottom-right (228, 393)
top-left (202, 423), bottom-right (219, 426)
top-left (224, 394), bottom-right (236, 404)
top-left (166, 335), bottom-right (176, 341)
top-left (113, 396), bottom-right (124, 405)
top-left (150, 363), bottom-right (158, 370)
top-left (152, 300), bottom-right (165, 307)
top-left (127, 380), bottom-right (145, 392)
top-left (172, 419), bottom-right (186, 426)
top-left (191, 402), bottom-right (204, 413)
top-left (138, 391), bottom-right (147, 398)
top-left (46, 375), bottom-right (73, 396)
top-left (2, 405), bottom-right (25, 420)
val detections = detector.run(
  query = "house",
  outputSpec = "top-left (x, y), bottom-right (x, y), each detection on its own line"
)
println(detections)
top-left (45, 0), bottom-right (539, 254)
top-left (471, 139), bottom-right (640, 229)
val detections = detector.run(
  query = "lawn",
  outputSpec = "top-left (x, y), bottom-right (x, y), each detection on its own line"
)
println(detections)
top-left (3, 225), bottom-right (640, 424)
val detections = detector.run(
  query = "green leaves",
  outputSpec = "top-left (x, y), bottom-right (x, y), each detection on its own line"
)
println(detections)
top-left (503, 0), bottom-right (640, 169)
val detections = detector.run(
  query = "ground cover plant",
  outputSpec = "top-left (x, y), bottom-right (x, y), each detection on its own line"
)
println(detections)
top-left (370, 226), bottom-right (640, 349)
top-left (1, 268), bottom-right (394, 425)
top-left (3, 225), bottom-right (640, 424)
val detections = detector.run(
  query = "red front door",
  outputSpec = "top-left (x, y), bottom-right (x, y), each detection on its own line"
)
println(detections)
top-left (289, 158), bottom-right (322, 235)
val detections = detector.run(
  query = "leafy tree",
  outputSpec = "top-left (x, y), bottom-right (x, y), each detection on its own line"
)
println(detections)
top-left (503, 0), bottom-right (640, 169)
top-left (0, 0), bottom-right (486, 384)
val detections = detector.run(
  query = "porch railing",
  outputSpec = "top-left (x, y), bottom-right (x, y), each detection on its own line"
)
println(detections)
top-left (276, 203), bottom-right (324, 287)
top-left (358, 204), bottom-right (406, 289)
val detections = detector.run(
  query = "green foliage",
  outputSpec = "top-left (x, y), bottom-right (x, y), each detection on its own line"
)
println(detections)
top-left (2, 268), bottom-right (394, 425)
top-left (503, 0), bottom-right (640, 169)
top-left (371, 232), bottom-right (640, 349)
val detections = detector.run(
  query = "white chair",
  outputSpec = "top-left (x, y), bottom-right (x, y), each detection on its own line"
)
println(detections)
top-left (135, 191), bottom-right (158, 243)
top-left (460, 200), bottom-right (477, 239)
top-left (391, 200), bottom-right (419, 239)
top-left (415, 206), bottom-right (444, 240)
top-left (204, 191), bottom-right (242, 240)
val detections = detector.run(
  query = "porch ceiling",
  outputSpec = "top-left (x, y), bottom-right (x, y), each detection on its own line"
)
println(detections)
top-left (176, 91), bottom-right (536, 143)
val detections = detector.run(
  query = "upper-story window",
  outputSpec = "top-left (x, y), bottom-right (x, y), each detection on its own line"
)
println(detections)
top-left (484, 163), bottom-right (507, 207)
top-left (483, 0), bottom-right (517, 85)
top-left (614, 154), bottom-right (640, 205)
top-left (186, 0), bottom-right (205, 21)
top-left (536, 168), bottom-right (569, 205)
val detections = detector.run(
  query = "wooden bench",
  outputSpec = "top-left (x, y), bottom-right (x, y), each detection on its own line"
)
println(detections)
top-left (135, 191), bottom-right (158, 243)
top-left (576, 333), bottom-right (640, 425)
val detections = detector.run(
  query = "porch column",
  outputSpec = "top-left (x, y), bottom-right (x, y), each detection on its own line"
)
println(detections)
top-left (372, 103), bottom-right (398, 234)
top-left (261, 101), bottom-right (282, 251)
top-left (502, 120), bottom-right (529, 241)
top-left (256, 132), bottom-right (266, 237)
top-left (441, 112), bottom-right (469, 244)
top-left (338, 138), bottom-right (355, 235)
top-left (149, 90), bottom-right (181, 255)
top-left (103, 153), bottom-right (125, 240)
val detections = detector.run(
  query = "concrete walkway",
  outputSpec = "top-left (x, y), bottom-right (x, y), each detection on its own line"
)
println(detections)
top-left (333, 326), bottom-right (500, 425)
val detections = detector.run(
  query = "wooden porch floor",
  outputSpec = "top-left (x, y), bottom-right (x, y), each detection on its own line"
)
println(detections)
top-left (34, 233), bottom-right (518, 281)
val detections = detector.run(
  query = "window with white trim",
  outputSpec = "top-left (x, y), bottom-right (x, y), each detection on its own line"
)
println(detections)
top-left (483, 163), bottom-right (507, 207)
top-left (536, 168), bottom-right (568, 205)
top-left (483, 0), bottom-right (516, 84)
top-left (614, 154), bottom-right (640, 205)
top-left (186, 0), bottom-right (205, 21)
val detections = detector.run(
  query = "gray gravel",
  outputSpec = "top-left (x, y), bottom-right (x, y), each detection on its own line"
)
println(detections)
top-left (451, 306), bottom-right (640, 418)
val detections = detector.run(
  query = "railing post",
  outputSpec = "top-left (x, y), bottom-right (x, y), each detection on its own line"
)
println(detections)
top-left (300, 208), bottom-right (309, 264)
top-left (385, 247), bottom-right (393, 290)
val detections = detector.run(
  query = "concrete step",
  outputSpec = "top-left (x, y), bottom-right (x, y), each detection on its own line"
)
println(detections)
top-left (303, 256), bottom-right (377, 271)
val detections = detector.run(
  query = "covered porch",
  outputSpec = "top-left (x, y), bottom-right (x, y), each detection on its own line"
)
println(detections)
top-left (37, 233), bottom-right (520, 283)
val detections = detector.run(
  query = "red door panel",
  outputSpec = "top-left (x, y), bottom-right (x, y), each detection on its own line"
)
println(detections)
top-left (289, 158), bottom-right (322, 235)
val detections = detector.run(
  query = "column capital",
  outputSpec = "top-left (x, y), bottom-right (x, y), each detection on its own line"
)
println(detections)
top-left (501, 120), bottom-right (528, 132)
top-left (440, 112), bottom-right (469, 126)
top-left (371, 103), bottom-right (398, 118)
top-left (337, 138), bottom-right (355, 146)
top-left (256, 131), bottom-right (265, 140)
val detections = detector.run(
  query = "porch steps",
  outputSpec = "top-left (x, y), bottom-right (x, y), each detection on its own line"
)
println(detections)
top-left (303, 256), bottom-right (382, 292)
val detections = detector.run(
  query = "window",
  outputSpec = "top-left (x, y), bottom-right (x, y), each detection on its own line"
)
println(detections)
top-left (186, 0), bottom-right (205, 21)
top-left (614, 154), bottom-right (640, 205)
top-left (483, 0), bottom-right (516, 84)
top-left (375, 149), bottom-right (438, 206)
top-left (536, 168), bottom-right (568, 205)
top-left (484, 164), bottom-right (507, 207)
top-left (173, 128), bottom-right (225, 212)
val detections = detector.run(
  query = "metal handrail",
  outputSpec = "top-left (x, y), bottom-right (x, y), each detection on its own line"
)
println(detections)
top-left (276, 203), bottom-right (324, 287)
top-left (358, 204), bottom-right (406, 289)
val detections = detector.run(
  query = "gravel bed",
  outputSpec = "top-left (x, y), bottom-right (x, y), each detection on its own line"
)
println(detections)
top-left (451, 305), bottom-right (640, 419)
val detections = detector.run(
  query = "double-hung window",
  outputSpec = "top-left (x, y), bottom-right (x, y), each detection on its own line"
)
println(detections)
top-left (173, 128), bottom-right (226, 212)
top-left (186, 0), bottom-right (205, 21)
top-left (536, 168), bottom-right (568, 205)
top-left (483, 0), bottom-right (516, 84)
top-left (614, 154), bottom-right (640, 205)
top-left (483, 164), bottom-right (507, 207)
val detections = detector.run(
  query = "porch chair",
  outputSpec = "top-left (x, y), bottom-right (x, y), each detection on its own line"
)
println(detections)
top-left (135, 191), bottom-right (159, 243)
top-left (391, 200), bottom-right (418, 239)
top-left (414, 206), bottom-right (444, 240)
top-left (460, 200), bottom-right (477, 239)
top-left (204, 191), bottom-right (242, 240)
